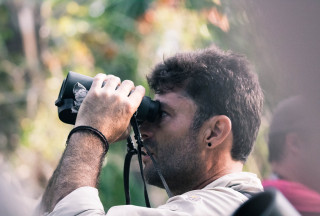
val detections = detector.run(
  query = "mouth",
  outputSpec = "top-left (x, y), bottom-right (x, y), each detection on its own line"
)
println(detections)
top-left (141, 150), bottom-right (147, 156)
top-left (142, 148), bottom-right (153, 164)
top-left (141, 140), bottom-right (155, 164)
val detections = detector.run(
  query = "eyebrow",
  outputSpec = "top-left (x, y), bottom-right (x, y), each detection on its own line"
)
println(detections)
top-left (157, 101), bottom-right (175, 113)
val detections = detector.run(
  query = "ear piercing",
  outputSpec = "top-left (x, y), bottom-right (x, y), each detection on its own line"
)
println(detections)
top-left (208, 143), bottom-right (212, 147)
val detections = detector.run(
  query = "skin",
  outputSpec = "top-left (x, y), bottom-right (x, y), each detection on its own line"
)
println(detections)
top-left (140, 89), bottom-right (243, 196)
top-left (40, 74), bottom-right (145, 213)
top-left (270, 130), bottom-right (320, 216)
top-left (40, 74), bottom-right (244, 213)
top-left (271, 131), bottom-right (320, 194)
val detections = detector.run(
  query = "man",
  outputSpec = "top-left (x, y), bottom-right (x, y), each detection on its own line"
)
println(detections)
top-left (263, 96), bottom-right (320, 216)
top-left (40, 47), bottom-right (264, 215)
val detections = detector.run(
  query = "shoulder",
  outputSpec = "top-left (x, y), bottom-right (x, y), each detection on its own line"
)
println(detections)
top-left (107, 185), bottom-right (254, 216)
top-left (161, 172), bottom-right (263, 215)
top-left (108, 172), bottom-right (263, 216)
top-left (161, 186), bottom-right (248, 216)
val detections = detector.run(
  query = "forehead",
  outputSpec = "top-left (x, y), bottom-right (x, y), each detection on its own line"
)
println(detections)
top-left (154, 90), bottom-right (197, 114)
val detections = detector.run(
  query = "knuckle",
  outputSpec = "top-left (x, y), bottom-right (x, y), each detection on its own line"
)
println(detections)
top-left (135, 85), bottom-right (145, 93)
top-left (94, 73), bottom-right (106, 80)
top-left (104, 75), bottom-right (113, 82)
top-left (124, 101), bottom-right (133, 113)
top-left (123, 80), bottom-right (134, 86)
top-left (107, 74), bottom-right (119, 80)
top-left (105, 92), bottom-right (121, 102)
top-left (100, 89), bottom-right (111, 97)
top-left (114, 76), bottom-right (121, 83)
top-left (105, 74), bottom-right (114, 79)
top-left (90, 88), bottom-right (100, 97)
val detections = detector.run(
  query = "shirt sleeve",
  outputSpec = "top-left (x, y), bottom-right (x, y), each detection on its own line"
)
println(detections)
top-left (47, 186), bottom-right (190, 216)
top-left (48, 185), bottom-right (248, 216)
top-left (48, 187), bottom-right (105, 216)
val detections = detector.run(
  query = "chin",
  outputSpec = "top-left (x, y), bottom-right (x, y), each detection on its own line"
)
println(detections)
top-left (144, 168), bottom-right (164, 188)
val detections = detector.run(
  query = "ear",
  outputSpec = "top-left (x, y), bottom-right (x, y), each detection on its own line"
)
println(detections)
top-left (203, 115), bottom-right (232, 148)
top-left (285, 132), bottom-right (302, 154)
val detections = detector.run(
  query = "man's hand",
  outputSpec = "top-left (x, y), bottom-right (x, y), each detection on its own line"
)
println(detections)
top-left (40, 74), bottom-right (145, 214)
top-left (75, 73), bottom-right (145, 143)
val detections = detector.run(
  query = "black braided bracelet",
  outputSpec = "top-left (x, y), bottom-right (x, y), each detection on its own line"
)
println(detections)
top-left (67, 126), bottom-right (109, 154)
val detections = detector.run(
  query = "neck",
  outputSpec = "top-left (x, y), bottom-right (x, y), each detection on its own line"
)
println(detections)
top-left (168, 161), bottom-right (243, 196)
top-left (272, 161), bottom-right (320, 194)
top-left (192, 160), bottom-right (244, 192)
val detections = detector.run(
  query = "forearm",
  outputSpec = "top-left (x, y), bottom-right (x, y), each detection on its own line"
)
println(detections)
top-left (40, 131), bottom-right (106, 213)
top-left (40, 74), bottom-right (145, 214)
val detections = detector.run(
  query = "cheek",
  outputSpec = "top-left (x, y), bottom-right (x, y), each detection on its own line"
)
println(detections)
top-left (154, 121), bottom-right (197, 159)
top-left (300, 145), bottom-right (320, 169)
top-left (155, 135), bottom-right (184, 161)
top-left (305, 146), bottom-right (320, 163)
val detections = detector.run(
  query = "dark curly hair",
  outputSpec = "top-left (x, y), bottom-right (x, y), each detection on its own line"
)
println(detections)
top-left (147, 46), bottom-right (263, 162)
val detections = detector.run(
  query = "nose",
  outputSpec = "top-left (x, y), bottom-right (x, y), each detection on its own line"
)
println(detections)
top-left (139, 121), bottom-right (154, 140)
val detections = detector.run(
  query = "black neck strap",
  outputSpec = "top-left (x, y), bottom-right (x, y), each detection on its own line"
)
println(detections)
top-left (123, 115), bottom-right (173, 207)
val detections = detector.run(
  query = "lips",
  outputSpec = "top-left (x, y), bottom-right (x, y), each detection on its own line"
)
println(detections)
top-left (142, 148), bottom-right (153, 164)
top-left (142, 154), bottom-right (150, 164)
top-left (141, 140), bottom-right (155, 164)
top-left (141, 150), bottom-right (147, 156)
top-left (142, 147), bottom-right (154, 156)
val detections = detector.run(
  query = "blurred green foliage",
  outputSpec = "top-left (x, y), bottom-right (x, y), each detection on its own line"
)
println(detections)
top-left (0, 0), bottom-right (273, 210)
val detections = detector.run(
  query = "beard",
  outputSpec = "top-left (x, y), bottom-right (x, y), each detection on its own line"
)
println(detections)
top-left (143, 130), bottom-right (205, 194)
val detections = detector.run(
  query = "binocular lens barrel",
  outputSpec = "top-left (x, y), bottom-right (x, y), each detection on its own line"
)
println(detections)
top-left (55, 71), bottom-right (160, 125)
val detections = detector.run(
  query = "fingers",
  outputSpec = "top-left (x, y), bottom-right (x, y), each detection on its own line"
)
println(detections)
top-left (102, 75), bottom-right (121, 91)
top-left (128, 85), bottom-right (145, 109)
top-left (90, 73), bottom-right (145, 108)
top-left (76, 73), bottom-right (145, 143)
top-left (116, 81), bottom-right (145, 111)
top-left (91, 73), bottom-right (107, 90)
top-left (91, 73), bottom-right (121, 91)
top-left (116, 80), bottom-right (134, 96)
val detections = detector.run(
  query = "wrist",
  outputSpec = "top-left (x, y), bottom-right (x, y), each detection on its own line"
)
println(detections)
top-left (67, 126), bottom-right (109, 154)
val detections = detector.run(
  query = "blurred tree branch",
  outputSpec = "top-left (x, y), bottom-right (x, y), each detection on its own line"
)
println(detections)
top-left (0, 0), bottom-right (272, 205)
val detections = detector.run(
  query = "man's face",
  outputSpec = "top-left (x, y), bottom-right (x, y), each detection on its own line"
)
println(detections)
top-left (300, 128), bottom-right (320, 171)
top-left (139, 89), bottom-right (207, 193)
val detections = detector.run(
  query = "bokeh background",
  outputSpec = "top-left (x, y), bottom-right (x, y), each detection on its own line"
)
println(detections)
top-left (0, 0), bottom-right (319, 210)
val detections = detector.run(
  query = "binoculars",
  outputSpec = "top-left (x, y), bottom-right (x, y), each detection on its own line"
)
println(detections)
top-left (55, 71), bottom-right (160, 125)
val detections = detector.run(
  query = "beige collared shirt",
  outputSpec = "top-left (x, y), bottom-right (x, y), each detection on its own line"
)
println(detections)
top-left (48, 172), bottom-right (263, 216)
